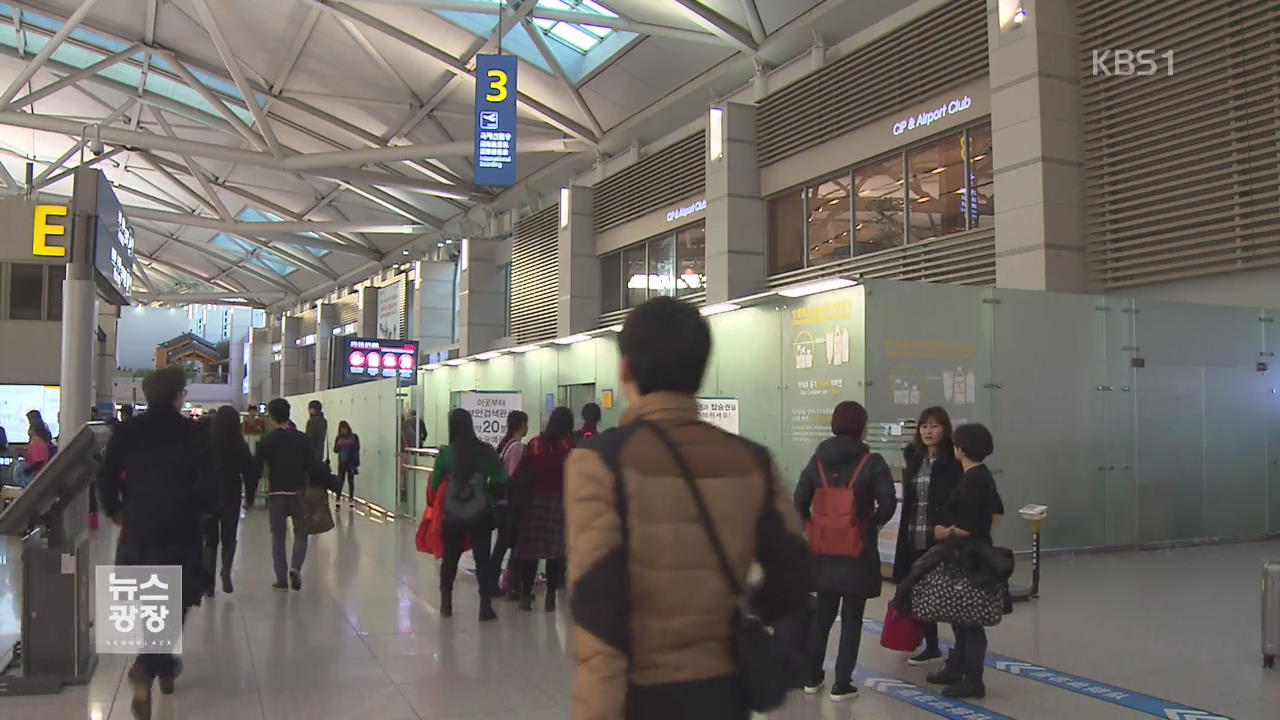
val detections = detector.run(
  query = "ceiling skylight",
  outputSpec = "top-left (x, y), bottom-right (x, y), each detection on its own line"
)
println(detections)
top-left (532, 0), bottom-right (618, 54)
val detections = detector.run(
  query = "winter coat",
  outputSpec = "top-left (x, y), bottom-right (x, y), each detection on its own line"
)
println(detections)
top-left (892, 442), bottom-right (963, 582)
top-left (564, 392), bottom-right (811, 720)
top-left (793, 435), bottom-right (897, 597)
top-left (211, 435), bottom-right (258, 515)
top-left (97, 405), bottom-right (217, 608)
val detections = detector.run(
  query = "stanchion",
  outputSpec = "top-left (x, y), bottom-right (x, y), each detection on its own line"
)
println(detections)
top-left (1010, 505), bottom-right (1046, 601)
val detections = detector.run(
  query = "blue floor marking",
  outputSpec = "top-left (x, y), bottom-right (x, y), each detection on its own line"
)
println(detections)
top-left (838, 665), bottom-right (1017, 720)
top-left (860, 619), bottom-right (1232, 720)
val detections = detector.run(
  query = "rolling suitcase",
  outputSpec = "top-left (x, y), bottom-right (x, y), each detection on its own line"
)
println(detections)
top-left (1265, 561), bottom-right (1280, 668)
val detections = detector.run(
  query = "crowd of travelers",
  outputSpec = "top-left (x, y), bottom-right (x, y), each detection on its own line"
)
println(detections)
top-left (57, 294), bottom-right (1009, 720)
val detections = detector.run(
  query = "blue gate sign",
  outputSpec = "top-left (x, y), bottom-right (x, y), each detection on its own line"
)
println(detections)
top-left (474, 54), bottom-right (517, 187)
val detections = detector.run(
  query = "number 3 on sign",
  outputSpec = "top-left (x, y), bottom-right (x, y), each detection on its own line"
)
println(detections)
top-left (486, 69), bottom-right (508, 102)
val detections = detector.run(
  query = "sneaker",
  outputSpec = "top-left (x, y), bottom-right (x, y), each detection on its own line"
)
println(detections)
top-left (829, 684), bottom-right (859, 702)
top-left (803, 673), bottom-right (824, 695)
top-left (272, 582), bottom-right (288, 591)
top-left (926, 667), bottom-right (965, 686)
top-left (908, 649), bottom-right (944, 666)
top-left (288, 569), bottom-right (302, 591)
top-left (942, 680), bottom-right (986, 699)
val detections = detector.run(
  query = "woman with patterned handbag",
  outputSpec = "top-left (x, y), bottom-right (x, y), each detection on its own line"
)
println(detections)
top-left (925, 423), bottom-right (1004, 699)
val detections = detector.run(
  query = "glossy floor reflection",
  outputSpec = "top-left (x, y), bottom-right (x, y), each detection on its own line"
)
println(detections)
top-left (0, 503), bottom-right (1276, 719)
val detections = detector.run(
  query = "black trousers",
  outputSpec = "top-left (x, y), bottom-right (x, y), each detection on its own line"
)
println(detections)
top-left (201, 510), bottom-right (240, 578)
top-left (337, 462), bottom-right (356, 500)
top-left (950, 624), bottom-right (987, 684)
top-left (517, 558), bottom-right (564, 596)
top-left (440, 521), bottom-right (493, 597)
top-left (489, 507), bottom-right (518, 592)
top-left (135, 607), bottom-right (189, 678)
top-left (807, 592), bottom-right (867, 684)
top-left (626, 675), bottom-right (748, 720)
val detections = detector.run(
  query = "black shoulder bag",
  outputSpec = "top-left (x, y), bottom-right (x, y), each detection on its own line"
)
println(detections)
top-left (637, 420), bottom-right (793, 713)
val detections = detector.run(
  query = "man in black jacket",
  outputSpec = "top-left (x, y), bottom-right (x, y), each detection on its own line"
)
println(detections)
top-left (98, 367), bottom-right (215, 719)
top-left (254, 398), bottom-right (314, 591)
top-left (305, 400), bottom-right (327, 462)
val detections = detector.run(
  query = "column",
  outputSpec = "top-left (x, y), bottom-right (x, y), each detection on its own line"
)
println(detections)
top-left (988, 0), bottom-right (1087, 292)
top-left (95, 304), bottom-right (117, 409)
top-left (557, 186), bottom-right (598, 336)
top-left (229, 321), bottom-right (246, 408)
top-left (414, 260), bottom-right (454, 351)
top-left (704, 102), bottom-right (767, 304)
top-left (357, 286), bottom-right (378, 338)
top-left (280, 315), bottom-right (301, 397)
top-left (315, 302), bottom-right (336, 391)
top-left (61, 174), bottom-right (97, 438)
top-left (248, 327), bottom-right (270, 406)
top-left (458, 239), bottom-right (504, 356)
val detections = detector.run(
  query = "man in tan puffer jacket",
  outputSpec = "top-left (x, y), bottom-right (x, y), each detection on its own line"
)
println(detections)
top-left (566, 297), bottom-right (811, 720)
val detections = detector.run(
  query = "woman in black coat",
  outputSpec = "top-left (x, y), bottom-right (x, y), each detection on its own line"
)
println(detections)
top-left (892, 406), bottom-right (963, 665)
top-left (794, 401), bottom-right (897, 702)
top-left (205, 405), bottom-right (258, 595)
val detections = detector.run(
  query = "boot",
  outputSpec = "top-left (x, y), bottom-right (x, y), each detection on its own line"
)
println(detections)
top-left (202, 546), bottom-right (216, 598)
top-left (221, 542), bottom-right (236, 594)
top-left (518, 593), bottom-right (534, 612)
top-left (440, 591), bottom-right (453, 618)
top-left (544, 590), bottom-right (557, 613)
top-left (942, 678), bottom-right (986, 699)
top-left (926, 659), bottom-right (965, 686)
top-left (479, 596), bottom-right (497, 622)
top-left (128, 664), bottom-right (153, 719)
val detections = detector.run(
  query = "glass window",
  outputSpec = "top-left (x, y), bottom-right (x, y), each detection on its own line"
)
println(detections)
top-left (769, 189), bottom-right (805, 273)
top-left (806, 176), bottom-right (853, 265)
top-left (47, 265), bottom-right (65, 321)
top-left (906, 132), bottom-right (966, 242)
top-left (623, 245), bottom-right (647, 308)
top-left (854, 156), bottom-right (906, 253)
top-left (675, 223), bottom-right (706, 296)
top-left (601, 252), bottom-right (621, 312)
top-left (965, 124), bottom-right (995, 230)
top-left (9, 264), bottom-right (44, 320)
top-left (648, 234), bottom-right (675, 298)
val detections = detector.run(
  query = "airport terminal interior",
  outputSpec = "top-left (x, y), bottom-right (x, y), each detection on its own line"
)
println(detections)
top-left (1, 0), bottom-right (1280, 718)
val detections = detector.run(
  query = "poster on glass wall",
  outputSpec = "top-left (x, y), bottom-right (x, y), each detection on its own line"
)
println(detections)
top-left (377, 279), bottom-right (403, 339)
top-left (696, 397), bottom-right (739, 434)
top-left (460, 391), bottom-right (523, 448)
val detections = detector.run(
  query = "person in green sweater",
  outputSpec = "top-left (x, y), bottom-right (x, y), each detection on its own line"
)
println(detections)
top-left (432, 408), bottom-right (507, 621)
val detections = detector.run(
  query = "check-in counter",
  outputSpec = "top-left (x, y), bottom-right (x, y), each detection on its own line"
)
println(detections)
top-left (402, 447), bottom-right (437, 519)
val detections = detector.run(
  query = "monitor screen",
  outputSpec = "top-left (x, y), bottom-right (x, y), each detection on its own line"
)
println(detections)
top-left (0, 385), bottom-right (61, 442)
top-left (334, 337), bottom-right (418, 387)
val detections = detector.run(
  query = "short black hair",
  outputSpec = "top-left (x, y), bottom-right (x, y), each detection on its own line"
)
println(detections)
top-left (143, 366), bottom-right (187, 407)
top-left (308, 400), bottom-right (322, 412)
top-left (619, 296), bottom-right (710, 396)
top-left (581, 402), bottom-right (601, 425)
top-left (831, 401), bottom-right (868, 438)
top-left (953, 423), bottom-right (994, 462)
top-left (267, 398), bottom-right (291, 425)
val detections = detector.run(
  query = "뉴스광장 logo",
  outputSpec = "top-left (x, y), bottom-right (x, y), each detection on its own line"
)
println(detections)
top-left (95, 565), bottom-right (184, 655)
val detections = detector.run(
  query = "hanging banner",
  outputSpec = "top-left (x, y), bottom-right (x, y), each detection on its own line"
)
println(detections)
top-left (696, 397), bottom-right (739, 434)
top-left (376, 279), bottom-right (403, 339)
top-left (474, 54), bottom-right (518, 187)
top-left (460, 391), bottom-right (523, 448)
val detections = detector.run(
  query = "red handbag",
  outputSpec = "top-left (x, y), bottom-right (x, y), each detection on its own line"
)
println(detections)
top-left (880, 605), bottom-right (925, 652)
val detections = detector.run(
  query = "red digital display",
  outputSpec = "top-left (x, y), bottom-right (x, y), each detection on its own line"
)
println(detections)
top-left (334, 337), bottom-right (419, 387)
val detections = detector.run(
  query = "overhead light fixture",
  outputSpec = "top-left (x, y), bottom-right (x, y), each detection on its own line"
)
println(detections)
top-left (445, 358), bottom-right (470, 366)
top-left (700, 303), bottom-right (739, 317)
top-left (917, 196), bottom-right (932, 203)
top-left (608, 324), bottom-right (623, 333)
top-left (510, 344), bottom-right (542, 353)
top-left (554, 334), bottom-right (591, 345)
top-left (972, 154), bottom-right (987, 161)
top-left (560, 187), bottom-right (571, 228)
top-left (424, 363), bottom-right (442, 370)
top-left (1013, 8), bottom-right (1027, 24)
top-left (777, 277), bottom-right (858, 298)
top-left (708, 107), bottom-right (724, 161)
top-left (476, 351), bottom-right (504, 360)
top-left (931, 167), bottom-right (946, 174)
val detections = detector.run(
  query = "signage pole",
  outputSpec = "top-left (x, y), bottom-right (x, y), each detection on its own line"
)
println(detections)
top-left (59, 195), bottom-right (97, 440)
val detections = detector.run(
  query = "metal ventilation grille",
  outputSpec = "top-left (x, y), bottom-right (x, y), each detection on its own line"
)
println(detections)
top-left (756, 0), bottom-right (988, 167)
top-left (399, 278), bottom-right (410, 340)
top-left (511, 206), bottom-right (560, 343)
top-left (1083, 0), bottom-right (1280, 288)
top-left (336, 296), bottom-right (359, 326)
top-left (764, 230), bottom-right (995, 288)
top-left (597, 292), bottom-right (706, 330)
top-left (299, 310), bottom-right (317, 337)
top-left (594, 132), bottom-right (705, 233)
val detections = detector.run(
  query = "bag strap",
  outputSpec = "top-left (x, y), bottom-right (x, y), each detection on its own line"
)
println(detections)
top-left (638, 420), bottom-right (745, 598)
top-left (818, 453), bottom-right (871, 490)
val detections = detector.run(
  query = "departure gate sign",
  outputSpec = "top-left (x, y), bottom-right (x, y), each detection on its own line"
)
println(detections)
top-left (474, 54), bottom-right (517, 187)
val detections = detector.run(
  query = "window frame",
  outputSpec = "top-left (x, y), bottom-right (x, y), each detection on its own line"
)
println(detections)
top-left (765, 120), bottom-right (993, 273)
top-left (601, 219), bottom-right (707, 311)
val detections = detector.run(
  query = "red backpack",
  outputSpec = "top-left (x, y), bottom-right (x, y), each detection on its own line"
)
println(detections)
top-left (808, 454), bottom-right (871, 558)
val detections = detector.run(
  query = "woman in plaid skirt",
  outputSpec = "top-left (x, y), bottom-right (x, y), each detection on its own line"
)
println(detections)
top-left (512, 406), bottom-right (575, 611)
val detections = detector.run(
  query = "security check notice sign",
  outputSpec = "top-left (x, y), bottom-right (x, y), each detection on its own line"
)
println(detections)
top-left (95, 565), bottom-right (183, 654)
top-left (474, 54), bottom-right (517, 187)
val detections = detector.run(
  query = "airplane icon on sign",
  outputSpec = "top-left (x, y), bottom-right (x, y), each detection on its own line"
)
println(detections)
top-left (479, 111), bottom-right (499, 129)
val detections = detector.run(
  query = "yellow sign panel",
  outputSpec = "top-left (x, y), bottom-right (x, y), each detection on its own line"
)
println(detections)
top-left (32, 204), bottom-right (68, 257)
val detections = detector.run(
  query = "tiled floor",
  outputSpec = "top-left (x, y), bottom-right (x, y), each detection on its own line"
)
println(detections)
top-left (1, 504), bottom-right (1276, 719)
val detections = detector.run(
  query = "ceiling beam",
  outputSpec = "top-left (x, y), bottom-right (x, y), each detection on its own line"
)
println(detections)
top-left (523, 17), bottom-right (604, 138)
top-left (135, 291), bottom-right (287, 303)
top-left (9, 43), bottom-right (143, 110)
top-left (190, 0), bottom-right (285, 158)
top-left (0, 0), bottom-right (105, 107)
top-left (125, 206), bottom-right (432, 239)
top-left (738, 0), bottom-right (767, 44)
top-left (32, 97), bottom-right (136, 187)
top-left (301, 0), bottom-right (600, 143)
top-left (271, 4), bottom-right (323, 95)
top-left (672, 0), bottom-right (758, 55)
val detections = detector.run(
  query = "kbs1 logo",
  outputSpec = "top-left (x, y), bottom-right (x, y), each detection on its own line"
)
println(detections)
top-left (1091, 49), bottom-right (1174, 77)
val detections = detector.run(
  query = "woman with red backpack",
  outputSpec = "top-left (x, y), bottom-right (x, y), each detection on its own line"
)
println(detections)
top-left (793, 401), bottom-right (897, 703)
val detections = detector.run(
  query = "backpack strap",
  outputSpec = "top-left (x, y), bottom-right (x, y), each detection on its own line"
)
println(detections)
top-left (817, 460), bottom-right (831, 489)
